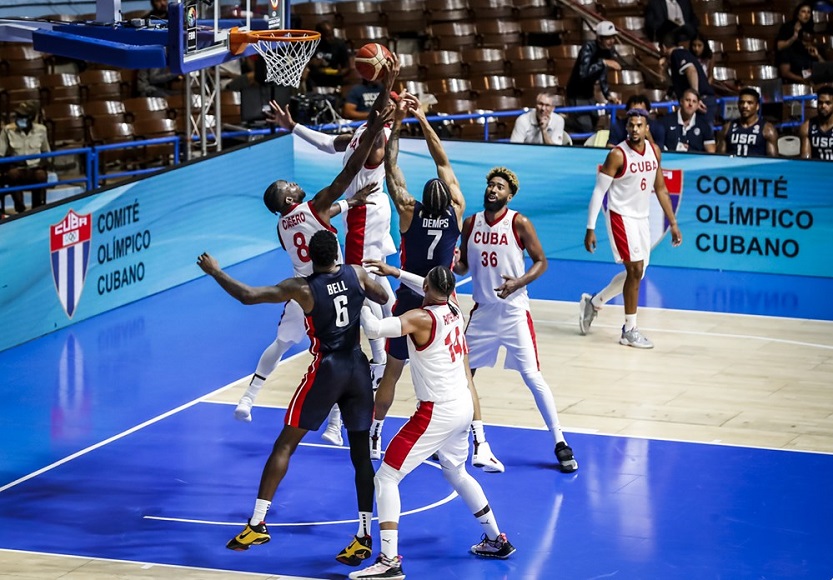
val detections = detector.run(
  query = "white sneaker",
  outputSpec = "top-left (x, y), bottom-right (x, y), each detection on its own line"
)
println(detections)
top-left (322, 422), bottom-right (344, 446)
top-left (234, 397), bottom-right (253, 422)
top-left (348, 554), bottom-right (404, 580)
top-left (619, 326), bottom-right (654, 349)
top-left (579, 293), bottom-right (598, 335)
top-left (472, 441), bottom-right (505, 473)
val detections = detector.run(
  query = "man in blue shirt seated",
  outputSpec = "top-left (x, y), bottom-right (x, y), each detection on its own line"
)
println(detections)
top-left (661, 88), bottom-right (715, 153)
top-left (606, 94), bottom-right (665, 148)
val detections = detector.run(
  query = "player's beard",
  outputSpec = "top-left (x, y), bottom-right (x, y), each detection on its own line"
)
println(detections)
top-left (483, 194), bottom-right (507, 213)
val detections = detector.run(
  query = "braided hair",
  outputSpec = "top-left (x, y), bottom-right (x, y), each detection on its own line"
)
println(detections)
top-left (421, 178), bottom-right (452, 219)
top-left (426, 265), bottom-right (458, 315)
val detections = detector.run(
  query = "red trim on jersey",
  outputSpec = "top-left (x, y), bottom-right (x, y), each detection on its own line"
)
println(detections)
top-left (609, 211), bottom-right (630, 262)
top-left (613, 146), bottom-right (627, 178)
top-left (399, 239), bottom-right (409, 270)
top-left (510, 211), bottom-right (525, 250)
top-left (383, 401), bottom-right (435, 471)
top-left (345, 205), bottom-right (367, 264)
top-left (306, 201), bottom-right (337, 233)
top-left (625, 140), bottom-right (647, 157)
top-left (485, 207), bottom-right (508, 227)
top-left (412, 309), bottom-right (437, 351)
top-left (525, 310), bottom-right (541, 370)
top-left (285, 315), bottom-right (321, 426)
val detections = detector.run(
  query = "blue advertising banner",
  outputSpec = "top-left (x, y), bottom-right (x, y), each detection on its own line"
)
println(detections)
top-left (295, 138), bottom-right (833, 278)
top-left (0, 136), bottom-right (292, 352)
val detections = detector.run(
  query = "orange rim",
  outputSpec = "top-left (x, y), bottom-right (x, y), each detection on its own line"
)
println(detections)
top-left (228, 28), bottom-right (320, 55)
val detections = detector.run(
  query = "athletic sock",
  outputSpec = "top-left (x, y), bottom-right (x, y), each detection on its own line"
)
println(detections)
top-left (357, 511), bottom-right (372, 538)
top-left (250, 499), bottom-right (270, 526)
top-left (380, 529), bottom-right (398, 559)
top-left (476, 506), bottom-right (500, 540)
top-left (471, 420), bottom-right (487, 446)
top-left (624, 314), bottom-right (637, 332)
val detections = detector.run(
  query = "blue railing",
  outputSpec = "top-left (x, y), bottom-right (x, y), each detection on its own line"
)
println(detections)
top-left (1, 135), bottom-right (181, 198)
top-left (1, 93), bottom-right (818, 205)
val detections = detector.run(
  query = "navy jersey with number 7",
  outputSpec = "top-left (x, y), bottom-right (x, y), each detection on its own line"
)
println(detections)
top-left (400, 201), bottom-right (461, 278)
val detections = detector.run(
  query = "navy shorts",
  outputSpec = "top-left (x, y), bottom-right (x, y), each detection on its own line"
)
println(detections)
top-left (385, 287), bottom-right (423, 361)
top-left (284, 346), bottom-right (373, 432)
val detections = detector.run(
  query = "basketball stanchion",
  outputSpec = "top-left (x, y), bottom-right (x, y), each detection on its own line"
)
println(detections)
top-left (228, 29), bottom-right (320, 87)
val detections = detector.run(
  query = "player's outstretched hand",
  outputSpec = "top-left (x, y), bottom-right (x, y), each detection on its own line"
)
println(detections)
top-left (363, 258), bottom-right (399, 278)
top-left (197, 252), bottom-right (220, 275)
top-left (383, 52), bottom-right (401, 89)
top-left (266, 100), bottom-right (296, 131)
top-left (352, 181), bottom-right (380, 207)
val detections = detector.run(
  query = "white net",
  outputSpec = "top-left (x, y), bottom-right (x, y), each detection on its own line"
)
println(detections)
top-left (250, 32), bottom-right (320, 88)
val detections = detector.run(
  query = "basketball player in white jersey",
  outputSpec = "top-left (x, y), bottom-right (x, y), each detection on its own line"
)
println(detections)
top-left (351, 265), bottom-right (515, 580)
top-left (455, 167), bottom-right (578, 473)
top-left (579, 109), bottom-right (682, 348)
top-left (266, 58), bottom-right (400, 443)
top-left (233, 68), bottom-right (397, 426)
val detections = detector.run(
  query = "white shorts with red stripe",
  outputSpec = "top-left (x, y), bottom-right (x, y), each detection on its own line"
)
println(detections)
top-left (382, 395), bottom-right (473, 479)
top-left (605, 210), bottom-right (651, 267)
top-left (343, 193), bottom-right (396, 264)
top-left (275, 299), bottom-right (307, 344)
top-left (465, 302), bottom-right (540, 373)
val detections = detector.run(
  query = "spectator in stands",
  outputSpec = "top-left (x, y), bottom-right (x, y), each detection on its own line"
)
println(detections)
top-left (659, 28), bottom-right (718, 125)
top-left (565, 21), bottom-right (622, 135)
top-left (777, 30), bottom-right (824, 85)
top-left (510, 91), bottom-right (565, 145)
top-left (689, 32), bottom-right (713, 82)
top-left (304, 21), bottom-right (351, 91)
top-left (717, 88), bottom-right (778, 157)
top-left (146, 0), bottom-right (168, 20)
top-left (661, 88), bottom-right (716, 153)
top-left (0, 101), bottom-right (51, 213)
top-left (606, 93), bottom-right (665, 148)
top-left (343, 79), bottom-right (384, 120)
top-left (775, 2), bottom-right (814, 53)
top-left (137, 67), bottom-right (181, 98)
top-left (799, 85), bottom-right (833, 160)
top-left (644, 0), bottom-right (699, 43)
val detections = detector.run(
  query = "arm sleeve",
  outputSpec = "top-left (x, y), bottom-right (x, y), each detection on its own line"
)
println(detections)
top-left (397, 270), bottom-right (426, 296)
top-left (291, 123), bottom-right (338, 154)
top-left (587, 172), bottom-right (614, 229)
top-left (361, 306), bottom-right (403, 339)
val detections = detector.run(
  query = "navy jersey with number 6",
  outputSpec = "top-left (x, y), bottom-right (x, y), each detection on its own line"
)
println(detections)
top-left (400, 202), bottom-right (461, 277)
top-left (305, 265), bottom-right (365, 353)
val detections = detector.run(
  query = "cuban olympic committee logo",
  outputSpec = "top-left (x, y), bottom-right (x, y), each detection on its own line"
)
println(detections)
top-left (50, 209), bottom-right (92, 319)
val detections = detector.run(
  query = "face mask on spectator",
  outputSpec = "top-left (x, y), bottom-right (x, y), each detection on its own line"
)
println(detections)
top-left (16, 117), bottom-right (31, 130)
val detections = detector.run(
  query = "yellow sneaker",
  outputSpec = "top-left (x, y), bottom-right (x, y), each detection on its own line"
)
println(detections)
top-left (336, 534), bottom-right (372, 566)
top-left (226, 521), bottom-right (270, 551)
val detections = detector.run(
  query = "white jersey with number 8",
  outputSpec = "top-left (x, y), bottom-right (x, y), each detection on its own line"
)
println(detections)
top-left (465, 209), bottom-right (529, 310)
top-left (278, 201), bottom-right (342, 276)
top-left (607, 141), bottom-right (659, 219)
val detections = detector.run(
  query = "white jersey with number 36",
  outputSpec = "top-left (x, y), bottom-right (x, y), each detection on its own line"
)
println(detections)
top-left (278, 201), bottom-right (342, 276)
top-left (407, 300), bottom-right (469, 403)
top-left (607, 141), bottom-right (659, 219)
top-left (465, 209), bottom-right (529, 309)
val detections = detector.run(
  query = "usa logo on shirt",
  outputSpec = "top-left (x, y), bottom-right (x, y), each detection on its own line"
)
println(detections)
top-left (50, 209), bottom-right (92, 319)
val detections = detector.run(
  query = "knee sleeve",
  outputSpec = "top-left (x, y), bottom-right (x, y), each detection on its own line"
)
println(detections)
top-left (374, 464), bottom-right (402, 524)
top-left (440, 460), bottom-right (488, 514)
top-left (254, 339), bottom-right (291, 377)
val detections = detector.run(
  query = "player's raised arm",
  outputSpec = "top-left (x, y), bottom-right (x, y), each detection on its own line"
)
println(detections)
top-left (406, 93), bottom-right (465, 226)
top-left (197, 252), bottom-right (310, 307)
top-left (385, 94), bottom-right (416, 225)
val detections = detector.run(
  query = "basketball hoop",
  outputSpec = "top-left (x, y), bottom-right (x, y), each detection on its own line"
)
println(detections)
top-left (229, 28), bottom-right (320, 88)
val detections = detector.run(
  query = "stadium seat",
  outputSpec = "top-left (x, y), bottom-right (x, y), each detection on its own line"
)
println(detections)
top-left (462, 48), bottom-right (508, 77)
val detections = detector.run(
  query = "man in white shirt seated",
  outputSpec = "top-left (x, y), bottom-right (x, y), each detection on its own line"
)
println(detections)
top-left (509, 92), bottom-right (566, 145)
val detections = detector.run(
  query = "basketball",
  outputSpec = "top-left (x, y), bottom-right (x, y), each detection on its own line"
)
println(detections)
top-left (354, 43), bottom-right (393, 82)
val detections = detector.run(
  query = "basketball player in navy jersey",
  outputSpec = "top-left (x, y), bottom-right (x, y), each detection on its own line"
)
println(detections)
top-left (455, 166), bottom-right (578, 473)
top-left (197, 230), bottom-right (390, 568)
top-left (800, 86), bottom-right (833, 160)
top-left (579, 109), bottom-right (682, 348)
top-left (717, 88), bottom-right (778, 157)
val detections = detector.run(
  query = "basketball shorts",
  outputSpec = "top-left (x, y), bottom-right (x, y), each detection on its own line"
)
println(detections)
top-left (343, 192), bottom-right (396, 264)
top-left (465, 301), bottom-right (541, 373)
top-left (382, 395), bottom-right (473, 479)
top-left (275, 299), bottom-right (307, 345)
top-left (284, 347), bottom-right (373, 432)
top-left (385, 287), bottom-right (423, 361)
top-left (606, 210), bottom-right (651, 267)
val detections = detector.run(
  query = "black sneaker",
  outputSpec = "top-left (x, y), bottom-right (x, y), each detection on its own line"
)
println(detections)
top-left (555, 441), bottom-right (578, 473)
top-left (348, 554), bottom-right (405, 579)
top-left (336, 534), bottom-right (372, 566)
top-left (226, 521), bottom-right (270, 551)
top-left (471, 533), bottom-right (516, 559)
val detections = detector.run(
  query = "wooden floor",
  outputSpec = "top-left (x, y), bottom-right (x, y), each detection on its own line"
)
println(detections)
top-left (2, 297), bottom-right (832, 579)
